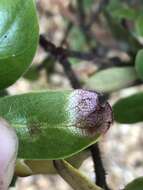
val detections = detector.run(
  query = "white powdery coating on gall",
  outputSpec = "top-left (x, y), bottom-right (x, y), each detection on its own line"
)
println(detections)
top-left (66, 89), bottom-right (99, 136)
top-left (68, 89), bottom-right (98, 120)
top-left (67, 89), bottom-right (113, 137)
top-left (0, 118), bottom-right (18, 190)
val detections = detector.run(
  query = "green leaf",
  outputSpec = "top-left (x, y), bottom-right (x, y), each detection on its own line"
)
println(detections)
top-left (107, 0), bottom-right (121, 13)
top-left (0, 90), bottom-right (112, 159)
top-left (69, 27), bottom-right (88, 52)
top-left (135, 49), bottom-right (143, 80)
top-left (125, 177), bottom-right (143, 190)
top-left (85, 67), bottom-right (138, 93)
top-left (0, 0), bottom-right (39, 90)
top-left (103, 10), bottom-right (142, 52)
top-left (135, 15), bottom-right (143, 36)
top-left (113, 92), bottom-right (143, 124)
top-left (0, 90), bottom-right (8, 97)
top-left (54, 160), bottom-right (103, 190)
top-left (83, 0), bottom-right (93, 10)
top-left (112, 6), bottom-right (138, 20)
top-left (23, 65), bottom-right (40, 81)
top-left (107, 1), bottom-right (138, 20)
top-left (15, 150), bottom-right (90, 176)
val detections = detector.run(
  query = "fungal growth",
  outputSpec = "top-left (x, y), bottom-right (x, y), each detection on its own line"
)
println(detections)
top-left (0, 118), bottom-right (18, 190)
top-left (67, 89), bottom-right (113, 137)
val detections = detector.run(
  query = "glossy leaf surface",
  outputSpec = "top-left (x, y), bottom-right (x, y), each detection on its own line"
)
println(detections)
top-left (125, 177), bottom-right (143, 190)
top-left (86, 67), bottom-right (138, 93)
top-left (135, 49), bottom-right (143, 80)
top-left (15, 151), bottom-right (90, 176)
top-left (54, 160), bottom-right (103, 190)
top-left (136, 16), bottom-right (143, 36)
top-left (0, 0), bottom-right (39, 89)
top-left (0, 90), bottom-right (112, 159)
top-left (113, 93), bottom-right (143, 124)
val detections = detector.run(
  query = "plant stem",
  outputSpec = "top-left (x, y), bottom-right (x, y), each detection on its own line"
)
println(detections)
top-left (91, 144), bottom-right (111, 190)
top-left (39, 35), bottom-right (81, 89)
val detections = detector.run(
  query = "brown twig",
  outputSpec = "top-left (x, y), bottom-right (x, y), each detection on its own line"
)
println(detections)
top-left (40, 35), bottom-right (131, 69)
top-left (60, 22), bottom-right (73, 46)
top-left (91, 144), bottom-right (111, 190)
top-left (39, 35), bottom-right (81, 89)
